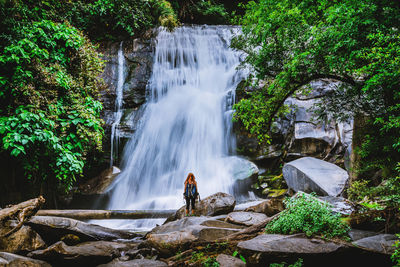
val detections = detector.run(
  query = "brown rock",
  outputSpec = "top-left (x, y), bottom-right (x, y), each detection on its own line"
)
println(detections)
top-left (0, 252), bottom-right (51, 267)
top-left (244, 198), bottom-right (284, 216)
top-left (80, 167), bottom-right (121, 195)
top-left (0, 224), bottom-right (45, 253)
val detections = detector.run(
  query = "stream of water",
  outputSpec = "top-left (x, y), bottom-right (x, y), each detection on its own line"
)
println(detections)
top-left (100, 26), bottom-right (247, 230)
top-left (110, 42), bottom-right (125, 167)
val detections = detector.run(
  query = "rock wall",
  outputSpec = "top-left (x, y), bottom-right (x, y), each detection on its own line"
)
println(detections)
top-left (99, 31), bottom-right (156, 167)
top-left (234, 79), bottom-right (353, 171)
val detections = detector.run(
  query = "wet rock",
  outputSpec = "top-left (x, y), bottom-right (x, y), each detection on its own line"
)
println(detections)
top-left (99, 258), bottom-right (167, 267)
top-left (318, 196), bottom-right (355, 215)
top-left (348, 229), bottom-right (378, 241)
top-left (27, 216), bottom-right (139, 244)
top-left (147, 216), bottom-right (241, 256)
top-left (0, 252), bottom-right (51, 267)
top-left (165, 192), bottom-right (235, 222)
top-left (200, 220), bottom-right (245, 229)
top-left (227, 156), bottom-right (259, 196)
top-left (353, 234), bottom-right (399, 254)
top-left (225, 212), bottom-right (268, 227)
top-left (216, 254), bottom-right (246, 267)
top-left (244, 198), bottom-right (284, 216)
top-left (0, 224), bottom-right (45, 254)
top-left (282, 157), bottom-right (348, 196)
top-left (28, 241), bottom-right (136, 267)
top-left (80, 166), bottom-right (121, 195)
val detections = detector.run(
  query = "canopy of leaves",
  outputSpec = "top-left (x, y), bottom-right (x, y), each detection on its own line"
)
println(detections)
top-left (232, 0), bottom-right (400, 160)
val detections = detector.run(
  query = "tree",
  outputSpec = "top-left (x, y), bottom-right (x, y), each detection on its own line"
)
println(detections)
top-left (232, 0), bottom-right (400, 174)
top-left (0, 21), bottom-right (104, 190)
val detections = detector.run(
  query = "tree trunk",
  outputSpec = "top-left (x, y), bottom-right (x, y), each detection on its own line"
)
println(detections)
top-left (36, 209), bottom-right (176, 220)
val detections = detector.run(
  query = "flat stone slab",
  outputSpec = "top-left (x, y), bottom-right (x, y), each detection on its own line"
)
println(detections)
top-left (238, 234), bottom-right (344, 255)
top-left (226, 212), bottom-right (268, 226)
top-left (283, 157), bottom-right (348, 196)
top-left (99, 258), bottom-right (167, 267)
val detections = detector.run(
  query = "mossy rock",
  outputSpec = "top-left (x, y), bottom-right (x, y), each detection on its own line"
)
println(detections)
top-left (267, 189), bottom-right (287, 198)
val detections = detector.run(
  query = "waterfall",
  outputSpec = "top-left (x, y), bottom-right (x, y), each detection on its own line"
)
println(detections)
top-left (110, 42), bottom-right (125, 167)
top-left (103, 26), bottom-right (246, 230)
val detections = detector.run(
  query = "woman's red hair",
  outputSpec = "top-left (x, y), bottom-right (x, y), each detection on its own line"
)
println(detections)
top-left (184, 172), bottom-right (197, 186)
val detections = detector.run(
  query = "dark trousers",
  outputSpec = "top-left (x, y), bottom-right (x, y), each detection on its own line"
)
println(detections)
top-left (185, 196), bottom-right (196, 210)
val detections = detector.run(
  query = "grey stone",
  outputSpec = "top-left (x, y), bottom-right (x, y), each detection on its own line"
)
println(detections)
top-left (282, 157), bottom-right (348, 196)
top-left (225, 212), bottom-right (268, 227)
top-left (28, 241), bottom-right (136, 266)
top-left (147, 216), bottom-right (241, 256)
top-left (0, 252), bottom-right (51, 267)
top-left (348, 229), bottom-right (379, 241)
top-left (98, 258), bottom-right (167, 267)
top-left (165, 192), bottom-right (235, 222)
top-left (318, 196), bottom-right (355, 215)
top-left (216, 254), bottom-right (246, 267)
top-left (243, 199), bottom-right (284, 216)
top-left (353, 234), bottom-right (399, 254)
top-left (27, 216), bottom-right (139, 244)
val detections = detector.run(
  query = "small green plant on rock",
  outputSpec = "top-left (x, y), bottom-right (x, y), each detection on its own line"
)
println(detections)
top-left (265, 192), bottom-right (349, 239)
top-left (270, 258), bottom-right (303, 267)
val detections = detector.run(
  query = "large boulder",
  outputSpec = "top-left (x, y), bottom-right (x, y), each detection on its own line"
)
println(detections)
top-left (27, 216), bottom-right (139, 244)
top-left (28, 241), bottom-right (136, 267)
top-left (0, 252), bottom-right (51, 267)
top-left (282, 157), bottom-right (348, 196)
top-left (0, 224), bottom-right (46, 254)
top-left (225, 212), bottom-right (268, 227)
top-left (227, 157), bottom-right (259, 197)
top-left (165, 192), bottom-right (235, 222)
top-left (146, 216), bottom-right (241, 256)
top-left (244, 198), bottom-right (284, 216)
top-left (353, 234), bottom-right (399, 254)
top-left (237, 234), bottom-right (391, 266)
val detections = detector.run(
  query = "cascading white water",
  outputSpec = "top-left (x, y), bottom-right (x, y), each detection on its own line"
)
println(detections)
top-left (103, 26), bottom-right (246, 230)
top-left (110, 42), bottom-right (125, 167)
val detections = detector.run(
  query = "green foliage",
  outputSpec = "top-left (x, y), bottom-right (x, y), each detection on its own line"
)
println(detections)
top-left (232, 0), bottom-right (400, 168)
top-left (0, 0), bottom-right (178, 42)
top-left (0, 20), bottom-right (104, 189)
top-left (270, 258), bottom-right (303, 267)
top-left (190, 251), bottom-right (219, 267)
top-left (392, 234), bottom-right (400, 267)
top-left (232, 250), bottom-right (246, 263)
top-left (265, 193), bottom-right (349, 239)
top-left (347, 164), bottom-right (400, 216)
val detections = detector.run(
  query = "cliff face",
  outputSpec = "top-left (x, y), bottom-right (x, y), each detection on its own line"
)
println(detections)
top-left (98, 31), bottom-right (156, 169)
top-left (234, 79), bottom-right (353, 171)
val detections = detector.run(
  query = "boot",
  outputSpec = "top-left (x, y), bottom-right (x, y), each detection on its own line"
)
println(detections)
top-left (191, 209), bottom-right (195, 216)
top-left (185, 209), bottom-right (189, 216)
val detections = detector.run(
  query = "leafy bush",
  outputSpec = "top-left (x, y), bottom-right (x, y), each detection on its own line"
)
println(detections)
top-left (265, 193), bottom-right (349, 239)
top-left (0, 20), bottom-right (104, 190)
top-left (392, 234), bottom-right (400, 266)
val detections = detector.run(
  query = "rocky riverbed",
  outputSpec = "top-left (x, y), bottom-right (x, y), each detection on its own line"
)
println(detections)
top-left (0, 190), bottom-right (396, 267)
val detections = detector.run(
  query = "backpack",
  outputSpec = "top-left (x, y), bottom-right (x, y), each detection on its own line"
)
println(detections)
top-left (185, 183), bottom-right (197, 198)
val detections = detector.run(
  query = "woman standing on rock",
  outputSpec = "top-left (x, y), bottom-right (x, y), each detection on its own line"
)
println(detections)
top-left (184, 173), bottom-right (199, 216)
